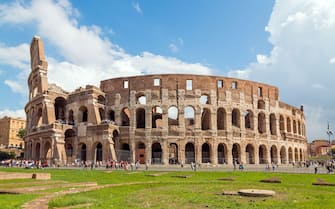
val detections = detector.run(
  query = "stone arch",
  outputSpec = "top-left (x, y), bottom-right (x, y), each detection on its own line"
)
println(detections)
top-left (64, 129), bottom-right (75, 161)
top-left (168, 106), bottom-right (179, 125)
top-left (79, 106), bottom-right (88, 122)
top-left (258, 112), bottom-right (266, 134)
top-left (299, 148), bottom-right (303, 161)
top-left (298, 121), bottom-right (301, 135)
top-left (136, 92), bottom-right (146, 105)
top-left (245, 144), bottom-right (255, 164)
top-left (232, 143), bottom-right (241, 164)
top-left (185, 142), bottom-right (195, 164)
top-left (279, 115), bottom-right (285, 132)
top-left (108, 110), bottom-right (115, 121)
top-left (288, 147), bottom-right (293, 163)
top-left (259, 145), bottom-right (268, 164)
top-left (36, 108), bottom-right (43, 127)
top-left (136, 108), bottom-right (145, 128)
top-left (270, 113), bottom-right (277, 135)
top-left (79, 143), bottom-right (87, 162)
top-left (270, 145), bottom-right (278, 163)
top-left (258, 100), bottom-right (265, 109)
top-left (97, 95), bottom-right (105, 105)
top-left (232, 108), bottom-right (240, 128)
top-left (68, 110), bottom-right (74, 125)
top-left (152, 106), bottom-right (163, 128)
top-left (217, 108), bottom-right (226, 130)
top-left (217, 143), bottom-right (227, 164)
top-left (119, 143), bottom-right (130, 161)
top-left (201, 143), bottom-right (211, 163)
top-left (200, 94), bottom-right (210, 104)
top-left (99, 107), bottom-right (105, 121)
top-left (169, 143), bottom-right (178, 164)
top-left (201, 108), bottom-right (211, 130)
top-left (35, 142), bottom-right (40, 161)
top-left (184, 106), bottom-right (195, 126)
top-left (95, 142), bottom-right (103, 162)
top-left (43, 141), bottom-right (52, 162)
top-left (293, 120), bottom-right (297, 134)
top-left (121, 107), bottom-right (130, 126)
top-left (245, 110), bottom-right (254, 130)
top-left (54, 97), bottom-right (66, 121)
top-left (152, 142), bottom-right (162, 164)
top-left (280, 146), bottom-right (287, 164)
top-left (136, 142), bottom-right (146, 164)
top-left (287, 117), bottom-right (291, 132)
top-left (294, 147), bottom-right (299, 162)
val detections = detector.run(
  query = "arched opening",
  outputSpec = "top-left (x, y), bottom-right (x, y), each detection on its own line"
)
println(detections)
top-left (136, 93), bottom-right (146, 105)
top-left (109, 110), bottom-right (115, 121)
top-left (200, 94), bottom-right (210, 104)
top-left (36, 108), bottom-right (43, 127)
top-left (95, 143), bottom-right (103, 162)
top-left (245, 144), bottom-right (255, 164)
top-left (298, 121), bottom-right (301, 135)
top-left (232, 143), bottom-right (241, 164)
top-left (288, 147), bottom-right (293, 163)
top-left (201, 143), bottom-right (210, 163)
top-left (270, 145), bottom-right (278, 163)
top-left (136, 108), bottom-right (145, 128)
top-left (232, 109), bottom-right (240, 128)
top-left (217, 143), bottom-right (227, 164)
top-left (68, 110), bottom-right (74, 125)
top-left (168, 106), bottom-right (179, 125)
top-left (299, 148), bottom-right (303, 161)
top-left (201, 108), bottom-right (211, 130)
top-left (64, 129), bottom-right (75, 162)
top-left (79, 106), bottom-right (88, 122)
top-left (293, 120), bottom-right (297, 134)
top-left (279, 115), bottom-right (285, 132)
top-left (185, 143), bottom-right (195, 164)
top-left (121, 107), bottom-right (130, 126)
top-left (35, 143), bottom-right (40, 161)
top-left (99, 108), bottom-right (105, 121)
top-left (258, 100), bottom-right (265, 109)
top-left (244, 110), bottom-right (254, 130)
top-left (169, 143), bottom-right (178, 164)
top-left (152, 142), bottom-right (162, 164)
top-left (54, 97), bottom-right (66, 121)
top-left (259, 145), bottom-right (267, 164)
top-left (119, 143), bottom-right (130, 161)
top-left (136, 142), bottom-right (146, 164)
top-left (280, 146), bottom-right (287, 164)
top-left (80, 144), bottom-right (87, 162)
top-left (97, 95), bottom-right (105, 105)
top-left (294, 148), bottom-right (299, 162)
top-left (152, 106), bottom-right (163, 128)
top-left (184, 106), bottom-right (195, 126)
top-left (217, 108), bottom-right (226, 130)
top-left (43, 141), bottom-right (52, 162)
top-left (287, 118), bottom-right (291, 132)
top-left (258, 112), bottom-right (266, 134)
top-left (270, 113), bottom-right (277, 135)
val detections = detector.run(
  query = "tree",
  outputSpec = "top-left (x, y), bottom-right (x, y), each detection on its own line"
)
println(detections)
top-left (17, 128), bottom-right (26, 139)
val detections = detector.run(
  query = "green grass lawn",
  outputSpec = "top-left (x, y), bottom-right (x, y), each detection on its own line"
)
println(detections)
top-left (1, 168), bottom-right (335, 209)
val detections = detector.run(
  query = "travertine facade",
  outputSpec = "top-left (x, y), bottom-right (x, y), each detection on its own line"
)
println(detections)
top-left (0, 117), bottom-right (26, 148)
top-left (24, 36), bottom-right (307, 166)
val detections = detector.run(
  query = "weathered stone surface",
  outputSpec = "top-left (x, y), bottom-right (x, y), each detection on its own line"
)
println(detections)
top-left (238, 189), bottom-right (275, 197)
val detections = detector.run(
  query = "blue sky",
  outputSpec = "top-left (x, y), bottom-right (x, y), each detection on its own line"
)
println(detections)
top-left (1, 0), bottom-right (335, 141)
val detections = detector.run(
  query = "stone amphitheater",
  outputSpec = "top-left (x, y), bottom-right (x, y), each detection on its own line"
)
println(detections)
top-left (24, 36), bottom-right (307, 166)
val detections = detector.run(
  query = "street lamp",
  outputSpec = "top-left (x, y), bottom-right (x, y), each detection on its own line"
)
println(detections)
top-left (326, 123), bottom-right (333, 158)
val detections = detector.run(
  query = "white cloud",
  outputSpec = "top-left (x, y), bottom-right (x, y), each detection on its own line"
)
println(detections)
top-left (169, 43), bottom-right (178, 53)
top-left (228, 0), bottom-right (335, 140)
top-left (0, 109), bottom-right (25, 119)
top-left (132, 1), bottom-right (142, 14)
top-left (169, 37), bottom-right (184, 53)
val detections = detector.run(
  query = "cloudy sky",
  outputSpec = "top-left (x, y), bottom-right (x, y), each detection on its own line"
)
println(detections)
top-left (0, 0), bottom-right (334, 141)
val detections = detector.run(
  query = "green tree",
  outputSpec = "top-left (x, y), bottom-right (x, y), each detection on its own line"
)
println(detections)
top-left (17, 128), bottom-right (26, 139)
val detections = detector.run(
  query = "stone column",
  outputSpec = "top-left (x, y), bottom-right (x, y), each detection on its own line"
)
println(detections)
top-left (240, 144), bottom-right (246, 164)
top-left (211, 142), bottom-right (218, 165)
top-left (179, 140), bottom-right (185, 165)
top-left (162, 141), bottom-right (169, 165)
top-left (146, 142), bottom-right (152, 164)
top-left (226, 143), bottom-right (232, 165)
top-left (195, 138), bottom-right (201, 164)
top-left (254, 144), bottom-right (259, 165)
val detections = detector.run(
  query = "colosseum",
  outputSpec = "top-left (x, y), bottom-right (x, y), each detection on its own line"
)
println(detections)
top-left (24, 36), bottom-right (307, 166)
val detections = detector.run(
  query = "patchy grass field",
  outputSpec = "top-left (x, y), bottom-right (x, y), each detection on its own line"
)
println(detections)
top-left (0, 168), bottom-right (335, 209)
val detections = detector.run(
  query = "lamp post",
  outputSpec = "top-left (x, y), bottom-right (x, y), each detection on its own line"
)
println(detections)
top-left (326, 123), bottom-right (333, 158)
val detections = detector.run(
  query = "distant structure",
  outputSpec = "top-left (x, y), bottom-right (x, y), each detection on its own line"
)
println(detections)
top-left (0, 116), bottom-right (26, 149)
top-left (308, 139), bottom-right (334, 157)
top-left (24, 36), bottom-right (307, 166)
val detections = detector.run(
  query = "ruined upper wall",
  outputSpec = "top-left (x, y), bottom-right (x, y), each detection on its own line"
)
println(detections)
top-left (30, 36), bottom-right (48, 72)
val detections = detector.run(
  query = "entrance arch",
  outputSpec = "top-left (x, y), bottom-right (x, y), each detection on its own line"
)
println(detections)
top-left (95, 143), bottom-right (103, 162)
top-left (270, 145), bottom-right (278, 163)
top-left (136, 142), bottom-right (146, 164)
top-left (245, 144), bottom-right (255, 164)
top-left (294, 148), bottom-right (299, 162)
top-left (288, 147), bottom-right (293, 163)
top-left (259, 145), bottom-right (267, 164)
top-left (152, 142), bottom-right (162, 164)
top-left (280, 146), bottom-right (287, 164)
top-left (79, 143), bottom-right (87, 162)
top-left (119, 143), bottom-right (130, 161)
top-left (217, 143), bottom-right (227, 164)
top-left (201, 143), bottom-right (210, 163)
top-left (169, 143), bottom-right (178, 164)
top-left (232, 143), bottom-right (241, 164)
top-left (35, 143), bottom-right (40, 161)
top-left (185, 143), bottom-right (195, 164)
